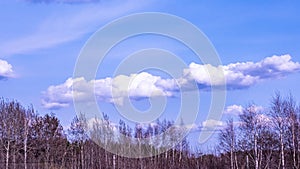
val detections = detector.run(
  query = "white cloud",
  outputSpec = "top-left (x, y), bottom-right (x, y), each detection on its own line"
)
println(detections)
top-left (201, 119), bottom-right (224, 130)
top-left (184, 123), bottom-right (201, 132)
top-left (182, 63), bottom-right (226, 86)
top-left (42, 55), bottom-right (300, 109)
top-left (182, 54), bottom-right (300, 89)
top-left (41, 101), bottom-right (70, 110)
top-left (245, 105), bottom-right (264, 114)
top-left (223, 104), bottom-right (264, 116)
top-left (86, 117), bottom-right (118, 132)
top-left (0, 59), bottom-right (13, 80)
top-left (256, 114), bottom-right (272, 125)
top-left (42, 72), bottom-right (179, 109)
top-left (238, 105), bottom-right (271, 126)
top-left (262, 54), bottom-right (300, 72)
top-left (223, 105), bottom-right (243, 115)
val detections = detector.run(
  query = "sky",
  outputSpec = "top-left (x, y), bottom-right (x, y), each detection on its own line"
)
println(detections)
top-left (1, 0), bottom-right (300, 149)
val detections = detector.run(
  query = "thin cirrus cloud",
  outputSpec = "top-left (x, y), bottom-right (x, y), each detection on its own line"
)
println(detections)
top-left (42, 54), bottom-right (300, 109)
top-left (0, 59), bottom-right (14, 80)
top-left (25, 0), bottom-right (102, 4)
top-left (0, 0), bottom-right (151, 57)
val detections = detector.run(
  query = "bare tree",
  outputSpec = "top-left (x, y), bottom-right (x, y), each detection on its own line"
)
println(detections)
top-left (3, 93), bottom-right (300, 169)
top-left (23, 106), bottom-right (34, 169)
top-left (239, 105), bottom-right (266, 169)
top-left (285, 94), bottom-right (299, 169)
top-left (219, 119), bottom-right (238, 169)
top-left (68, 115), bottom-right (88, 169)
top-left (269, 93), bottom-right (288, 169)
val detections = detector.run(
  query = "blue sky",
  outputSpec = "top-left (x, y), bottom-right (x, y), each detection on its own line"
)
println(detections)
top-left (1, 0), bottom-right (300, 148)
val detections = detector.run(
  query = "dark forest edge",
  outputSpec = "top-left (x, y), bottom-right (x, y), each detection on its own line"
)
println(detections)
top-left (0, 92), bottom-right (299, 169)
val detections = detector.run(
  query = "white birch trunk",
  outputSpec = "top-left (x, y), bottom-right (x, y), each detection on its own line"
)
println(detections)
top-left (280, 129), bottom-right (285, 169)
top-left (5, 141), bottom-right (10, 169)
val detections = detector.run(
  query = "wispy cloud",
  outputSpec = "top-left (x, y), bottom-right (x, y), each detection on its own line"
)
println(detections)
top-left (42, 54), bottom-right (300, 109)
top-left (0, 0), bottom-right (151, 57)
top-left (0, 59), bottom-right (14, 80)
top-left (25, 0), bottom-right (102, 4)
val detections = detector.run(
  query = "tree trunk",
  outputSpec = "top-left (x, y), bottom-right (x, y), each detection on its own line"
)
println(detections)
top-left (230, 148), bottom-right (234, 169)
top-left (24, 137), bottom-right (27, 169)
top-left (280, 130), bottom-right (285, 169)
top-left (80, 144), bottom-right (84, 169)
top-left (246, 154), bottom-right (249, 169)
top-left (13, 148), bottom-right (16, 169)
top-left (234, 151), bottom-right (239, 169)
top-left (24, 118), bottom-right (29, 169)
top-left (254, 134), bottom-right (258, 169)
top-left (292, 122), bottom-right (297, 169)
top-left (113, 154), bottom-right (116, 169)
top-left (5, 141), bottom-right (10, 169)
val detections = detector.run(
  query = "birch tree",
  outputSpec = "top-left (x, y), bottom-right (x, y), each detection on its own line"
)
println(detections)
top-left (269, 93), bottom-right (288, 169)
top-left (219, 119), bottom-right (238, 169)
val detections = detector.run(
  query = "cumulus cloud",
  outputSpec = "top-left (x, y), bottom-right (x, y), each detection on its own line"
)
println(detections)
top-left (179, 123), bottom-right (199, 132)
top-left (223, 104), bottom-right (264, 116)
top-left (182, 54), bottom-right (300, 89)
top-left (86, 117), bottom-right (118, 132)
top-left (194, 106), bottom-right (267, 131)
top-left (0, 59), bottom-right (14, 80)
top-left (255, 114), bottom-right (272, 125)
top-left (42, 72), bottom-right (179, 109)
top-left (239, 105), bottom-right (271, 126)
top-left (223, 105), bottom-right (244, 115)
top-left (42, 54), bottom-right (300, 109)
top-left (201, 119), bottom-right (224, 130)
top-left (245, 105), bottom-right (264, 113)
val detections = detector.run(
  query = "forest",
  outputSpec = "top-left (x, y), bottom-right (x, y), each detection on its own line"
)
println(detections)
top-left (0, 92), bottom-right (300, 169)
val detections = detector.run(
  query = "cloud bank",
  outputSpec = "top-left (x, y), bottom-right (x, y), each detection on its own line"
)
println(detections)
top-left (42, 54), bottom-right (300, 109)
top-left (0, 59), bottom-right (13, 80)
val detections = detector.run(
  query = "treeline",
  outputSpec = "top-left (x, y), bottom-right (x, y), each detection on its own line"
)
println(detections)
top-left (0, 98), bottom-right (209, 169)
top-left (0, 93), bottom-right (300, 169)
top-left (219, 93), bottom-right (300, 169)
